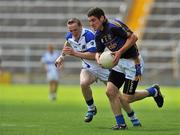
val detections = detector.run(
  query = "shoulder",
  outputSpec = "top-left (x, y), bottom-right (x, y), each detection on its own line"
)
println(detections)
top-left (65, 32), bottom-right (72, 40)
top-left (110, 19), bottom-right (130, 30)
top-left (83, 28), bottom-right (95, 43)
top-left (107, 20), bottom-right (120, 29)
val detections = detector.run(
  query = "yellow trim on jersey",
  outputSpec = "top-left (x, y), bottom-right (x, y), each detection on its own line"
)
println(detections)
top-left (111, 19), bottom-right (129, 34)
top-left (111, 20), bottom-right (122, 28)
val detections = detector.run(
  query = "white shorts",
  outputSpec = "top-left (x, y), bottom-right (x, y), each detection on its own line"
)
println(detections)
top-left (83, 67), bottom-right (110, 82)
top-left (112, 55), bottom-right (144, 80)
top-left (47, 70), bottom-right (59, 82)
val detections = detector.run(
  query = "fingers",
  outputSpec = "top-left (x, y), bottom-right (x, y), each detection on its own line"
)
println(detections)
top-left (63, 47), bottom-right (73, 55)
top-left (112, 51), bottom-right (120, 65)
top-left (55, 62), bottom-right (58, 67)
top-left (56, 63), bottom-right (63, 69)
top-left (111, 52), bottom-right (115, 55)
top-left (63, 46), bottom-right (71, 50)
top-left (112, 56), bottom-right (119, 66)
top-left (55, 58), bottom-right (63, 69)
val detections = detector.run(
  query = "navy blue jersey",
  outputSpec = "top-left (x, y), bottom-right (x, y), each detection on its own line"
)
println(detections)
top-left (95, 19), bottom-right (139, 59)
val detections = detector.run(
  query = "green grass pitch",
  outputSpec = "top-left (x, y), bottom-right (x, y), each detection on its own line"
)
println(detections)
top-left (0, 84), bottom-right (180, 135)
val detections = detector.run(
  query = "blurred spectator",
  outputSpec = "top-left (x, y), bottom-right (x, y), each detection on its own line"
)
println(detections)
top-left (41, 44), bottom-right (61, 101)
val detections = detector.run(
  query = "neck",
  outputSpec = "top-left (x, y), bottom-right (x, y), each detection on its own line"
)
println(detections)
top-left (100, 19), bottom-right (107, 31)
top-left (74, 35), bottom-right (80, 42)
top-left (74, 29), bottom-right (82, 41)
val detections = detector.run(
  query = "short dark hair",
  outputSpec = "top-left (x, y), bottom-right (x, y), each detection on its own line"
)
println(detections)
top-left (87, 7), bottom-right (105, 19)
top-left (67, 18), bottom-right (82, 26)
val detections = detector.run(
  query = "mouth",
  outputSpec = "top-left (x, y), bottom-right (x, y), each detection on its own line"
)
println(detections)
top-left (92, 25), bottom-right (96, 29)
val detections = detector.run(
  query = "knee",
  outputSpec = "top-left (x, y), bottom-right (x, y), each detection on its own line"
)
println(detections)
top-left (122, 95), bottom-right (133, 103)
top-left (80, 80), bottom-right (90, 88)
top-left (106, 89), bottom-right (117, 100)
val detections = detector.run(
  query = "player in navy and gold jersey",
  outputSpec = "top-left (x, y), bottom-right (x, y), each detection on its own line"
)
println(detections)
top-left (87, 7), bottom-right (164, 130)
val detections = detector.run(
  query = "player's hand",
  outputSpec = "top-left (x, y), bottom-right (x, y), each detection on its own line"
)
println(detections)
top-left (96, 53), bottom-right (105, 68)
top-left (96, 56), bottom-right (101, 65)
top-left (111, 51), bottom-right (121, 66)
top-left (97, 58), bottom-right (105, 68)
top-left (135, 63), bottom-right (142, 81)
top-left (55, 57), bottom-right (64, 69)
top-left (97, 61), bottom-right (104, 68)
top-left (62, 46), bottom-right (74, 55)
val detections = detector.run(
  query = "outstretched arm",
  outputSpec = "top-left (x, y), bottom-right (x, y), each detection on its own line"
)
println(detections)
top-left (63, 46), bottom-right (96, 60)
top-left (55, 41), bottom-right (70, 68)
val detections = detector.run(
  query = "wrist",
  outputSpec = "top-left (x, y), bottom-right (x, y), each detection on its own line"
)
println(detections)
top-left (118, 48), bottom-right (125, 55)
top-left (59, 55), bottom-right (65, 60)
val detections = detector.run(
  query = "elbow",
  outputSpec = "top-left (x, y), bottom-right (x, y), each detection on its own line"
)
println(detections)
top-left (132, 33), bottom-right (138, 42)
top-left (128, 33), bottom-right (138, 46)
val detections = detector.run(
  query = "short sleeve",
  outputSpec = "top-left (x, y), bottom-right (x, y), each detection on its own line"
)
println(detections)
top-left (85, 30), bottom-right (97, 53)
top-left (65, 32), bottom-right (72, 40)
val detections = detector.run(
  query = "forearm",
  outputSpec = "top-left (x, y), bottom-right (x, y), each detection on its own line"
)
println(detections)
top-left (73, 51), bottom-right (95, 60)
top-left (118, 34), bottom-right (138, 54)
top-left (59, 41), bottom-right (71, 59)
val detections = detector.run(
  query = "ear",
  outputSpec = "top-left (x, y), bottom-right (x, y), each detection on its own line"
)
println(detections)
top-left (100, 16), bottom-right (105, 22)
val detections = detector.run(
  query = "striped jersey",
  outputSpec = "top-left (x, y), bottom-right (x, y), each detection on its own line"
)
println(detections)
top-left (66, 28), bottom-right (101, 69)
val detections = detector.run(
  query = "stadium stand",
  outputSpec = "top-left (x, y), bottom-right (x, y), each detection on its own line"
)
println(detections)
top-left (139, 0), bottom-right (180, 85)
top-left (0, 0), bottom-right (179, 85)
top-left (0, 0), bottom-right (128, 83)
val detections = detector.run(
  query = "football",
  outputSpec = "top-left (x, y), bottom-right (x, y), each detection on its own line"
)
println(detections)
top-left (99, 51), bottom-right (114, 69)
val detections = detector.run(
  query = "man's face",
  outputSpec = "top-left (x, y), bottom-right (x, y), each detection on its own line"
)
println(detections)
top-left (88, 16), bottom-right (103, 31)
top-left (67, 23), bottom-right (81, 39)
top-left (48, 44), bottom-right (54, 54)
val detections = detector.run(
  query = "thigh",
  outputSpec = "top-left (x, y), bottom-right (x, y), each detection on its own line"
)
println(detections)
top-left (108, 70), bottom-right (125, 89)
top-left (107, 81), bottom-right (120, 95)
top-left (123, 78), bottom-right (139, 95)
top-left (47, 70), bottom-right (59, 82)
top-left (80, 69), bottom-right (97, 85)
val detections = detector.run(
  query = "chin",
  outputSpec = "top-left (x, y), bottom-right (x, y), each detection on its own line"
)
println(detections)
top-left (93, 27), bottom-right (97, 31)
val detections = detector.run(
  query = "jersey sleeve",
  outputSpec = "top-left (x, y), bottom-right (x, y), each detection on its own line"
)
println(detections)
top-left (65, 32), bottom-right (72, 41)
top-left (85, 31), bottom-right (97, 53)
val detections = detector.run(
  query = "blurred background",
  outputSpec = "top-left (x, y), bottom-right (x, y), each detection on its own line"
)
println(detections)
top-left (0, 0), bottom-right (180, 85)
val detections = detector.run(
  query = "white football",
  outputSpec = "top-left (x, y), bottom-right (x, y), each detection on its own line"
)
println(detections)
top-left (99, 51), bottom-right (114, 69)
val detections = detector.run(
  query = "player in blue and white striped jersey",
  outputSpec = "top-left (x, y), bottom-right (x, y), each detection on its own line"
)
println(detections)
top-left (55, 18), bottom-right (109, 123)
top-left (41, 44), bottom-right (60, 101)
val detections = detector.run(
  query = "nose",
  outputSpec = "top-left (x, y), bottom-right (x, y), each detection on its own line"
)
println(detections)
top-left (88, 20), bottom-right (93, 26)
top-left (91, 23), bottom-right (96, 29)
